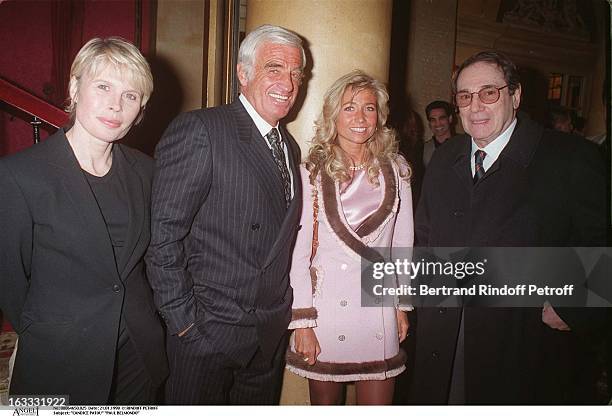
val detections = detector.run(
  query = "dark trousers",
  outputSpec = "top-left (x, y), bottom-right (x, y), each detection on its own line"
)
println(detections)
top-left (108, 336), bottom-right (157, 404)
top-left (165, 329), bottom-right (286, 405)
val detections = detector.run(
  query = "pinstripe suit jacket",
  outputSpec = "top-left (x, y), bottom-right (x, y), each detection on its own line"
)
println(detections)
top-left (146, 99), bottom-right (302, 366)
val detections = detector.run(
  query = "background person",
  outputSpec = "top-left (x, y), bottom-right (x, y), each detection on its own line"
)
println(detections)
top-left (422, 100), bottom-right (455, 167)
top-left (286, 70), bottom-right (413, 405)
top-left (0, 37), bottom-right (168, 404)
top-left (548, 105), bottom-right (575, 133)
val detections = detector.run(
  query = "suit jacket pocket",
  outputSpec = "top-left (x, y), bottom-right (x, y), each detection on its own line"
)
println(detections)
top-left (195, 280), bottom-right (238, 303)
top-left (20, 315), bottom-right (72, 333)
top-left (20, 321), bottom-right (74, 360)
top-left (178, 323), bottom-right (205, 344)
top-left (194, 280), bottom-right (240, 324)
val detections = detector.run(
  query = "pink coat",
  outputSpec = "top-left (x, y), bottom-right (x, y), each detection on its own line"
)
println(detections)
top-left (286, 156), bottom-right (414, 382)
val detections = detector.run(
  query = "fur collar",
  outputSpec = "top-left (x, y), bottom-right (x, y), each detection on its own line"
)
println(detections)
top-left (319, 158), bottom-right (397, 263)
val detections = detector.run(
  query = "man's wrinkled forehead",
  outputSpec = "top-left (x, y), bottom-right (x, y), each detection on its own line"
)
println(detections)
top-left (256, 42), bottom-right (303, 67)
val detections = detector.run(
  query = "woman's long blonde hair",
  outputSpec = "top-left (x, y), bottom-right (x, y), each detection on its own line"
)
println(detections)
top-left (305, 70), bottom-right (399, 185)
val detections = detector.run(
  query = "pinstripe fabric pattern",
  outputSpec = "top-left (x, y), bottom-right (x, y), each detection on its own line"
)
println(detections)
top-left (164, 332), bottom-right (286, 404)
top-left (145, 100), bottom-right (302, 403)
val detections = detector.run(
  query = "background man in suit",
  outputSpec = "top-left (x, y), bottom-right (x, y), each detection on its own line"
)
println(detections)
top-left (422, 100), bottom-right (454, 167)
top-left (408, 51), bottom-right (606, 404)
top-left (145, 24), bottom-right (306, 404)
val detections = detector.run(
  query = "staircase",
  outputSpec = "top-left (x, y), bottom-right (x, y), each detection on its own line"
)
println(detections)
top-left (0, 319), bottom-right (16, 404)
top-left (0, 78), bottom-right (67, 404)
top-left (0, 77), bottom-right (68, 146)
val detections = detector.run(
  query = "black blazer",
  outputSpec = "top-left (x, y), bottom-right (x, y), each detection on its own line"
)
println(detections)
top-left (0, 130), bottom-right (168, 404)
top-left (146, 99), bottom-right (302, 366)
top-left (408, 116), bottom-right (607, 404)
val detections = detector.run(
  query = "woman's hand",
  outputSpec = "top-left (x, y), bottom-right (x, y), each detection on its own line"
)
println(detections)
top-left (396, 310), bottom-right (409, 343)
top-left (294, 327), bottom-right (321, 365)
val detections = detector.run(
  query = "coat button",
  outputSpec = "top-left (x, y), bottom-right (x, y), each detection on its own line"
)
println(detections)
top-left (432, 351), bottom-right (440, 359)
top-left (340, 264), bottom-right (348, 271)
top-left (112, 284), bottom-right (121, 293)
top-left (376, 333), bottom-right (383, 340)
top-left (340, 300), bottom-right (348, 307)
top-left (453, 210), bottom-right (464, 217)
top-left (251, 223), bottom-right (260, 230)
top-left (338, 335), bottom-right (346, 341)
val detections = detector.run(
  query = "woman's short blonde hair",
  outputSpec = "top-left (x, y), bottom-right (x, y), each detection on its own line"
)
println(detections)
top-left (66, 37), bottom-right (153, 124)
top-left (306, 70), bottom-right (401, 185)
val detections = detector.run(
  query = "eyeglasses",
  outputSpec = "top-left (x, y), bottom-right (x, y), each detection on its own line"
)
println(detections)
top-left (455, 85), bottom-right (509, 108)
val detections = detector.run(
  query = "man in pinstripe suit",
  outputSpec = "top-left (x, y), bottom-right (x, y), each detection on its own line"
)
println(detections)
top-left (145, 25), bottom-right (306, 404)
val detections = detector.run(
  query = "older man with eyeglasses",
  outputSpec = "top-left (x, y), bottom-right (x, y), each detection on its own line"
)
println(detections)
top-left (403, 51), bottom-right (606, 405)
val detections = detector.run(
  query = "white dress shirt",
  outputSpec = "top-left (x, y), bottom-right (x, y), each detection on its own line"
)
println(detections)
top-left (239, 94), bottom-right (295, 198)
top-left (470, 118), bottom-right (517, 176)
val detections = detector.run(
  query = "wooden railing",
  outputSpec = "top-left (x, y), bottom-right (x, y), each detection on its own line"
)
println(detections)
top-left (0, 77), bottom-right (68, 143)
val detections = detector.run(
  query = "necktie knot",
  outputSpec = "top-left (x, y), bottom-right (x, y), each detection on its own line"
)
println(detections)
top-left (473, 149), bottom-right (487, 184)
top-left (267, 128), bottom-right (280, 146)
top-left (475, 149), bottom-right (486, 164)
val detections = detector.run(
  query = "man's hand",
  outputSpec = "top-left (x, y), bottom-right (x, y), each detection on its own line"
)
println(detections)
top-left (294, 328), bottom-right (321, 365)
top-left (178, 323), bottom-right (195, 337)
top-left (397, 310), bottom-right (410, 342)
top-left (542, 301), bottom-right (571, 331)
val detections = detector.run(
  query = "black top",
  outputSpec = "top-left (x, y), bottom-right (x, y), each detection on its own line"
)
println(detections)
top-left (83, 153), bottom-right (129, 267)
top-left (83, 151), bottom-right (130, 348)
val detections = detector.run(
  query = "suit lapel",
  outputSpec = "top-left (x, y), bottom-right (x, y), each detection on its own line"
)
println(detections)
top-left (279, 123), bottom-right (302, 203)
top-left (47, 132), bottom-right (119, 283)
top-left (452, 136), bottom-right (474, 190)
top-left (496, 116), bottom-right (542, 168)
top-left (472, 116), bottom-right (542, 185)
top-left (114, 146), bottom-right (145, 278)
top-left (263, 128), bottom-right (303, 266)
top-left (231, 101), bottom-right (286, 223)
top-left (229, 100), bottom-right (305, 266)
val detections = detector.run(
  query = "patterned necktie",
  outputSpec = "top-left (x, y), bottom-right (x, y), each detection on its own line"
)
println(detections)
top-left (266, 128), bottom-right (291, 206)
top-left (473, 149), bottom-right (487, 184)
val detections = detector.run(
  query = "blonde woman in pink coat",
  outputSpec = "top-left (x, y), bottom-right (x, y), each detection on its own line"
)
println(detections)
top-left (286, 70), bottom-right (413, 404)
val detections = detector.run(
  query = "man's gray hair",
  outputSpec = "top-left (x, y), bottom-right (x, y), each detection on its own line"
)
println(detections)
top-left (238, 24), bottom-right (306, 80)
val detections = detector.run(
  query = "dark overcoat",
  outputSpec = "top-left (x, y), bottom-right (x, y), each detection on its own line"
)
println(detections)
top-left (407, 116), bottom-right (607, 404)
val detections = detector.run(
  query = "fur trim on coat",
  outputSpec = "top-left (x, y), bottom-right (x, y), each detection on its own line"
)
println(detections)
top-left (286, 348), bottom-right (407, 382)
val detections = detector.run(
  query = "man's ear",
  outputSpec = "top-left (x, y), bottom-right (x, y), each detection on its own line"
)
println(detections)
top-left (237, 64), bottom-right (248, 88)
top-left (512, 83), bottom-right (522, 110)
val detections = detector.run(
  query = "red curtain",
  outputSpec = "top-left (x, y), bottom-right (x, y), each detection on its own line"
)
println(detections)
top-left (50, 0), bottom-right (84, 108)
